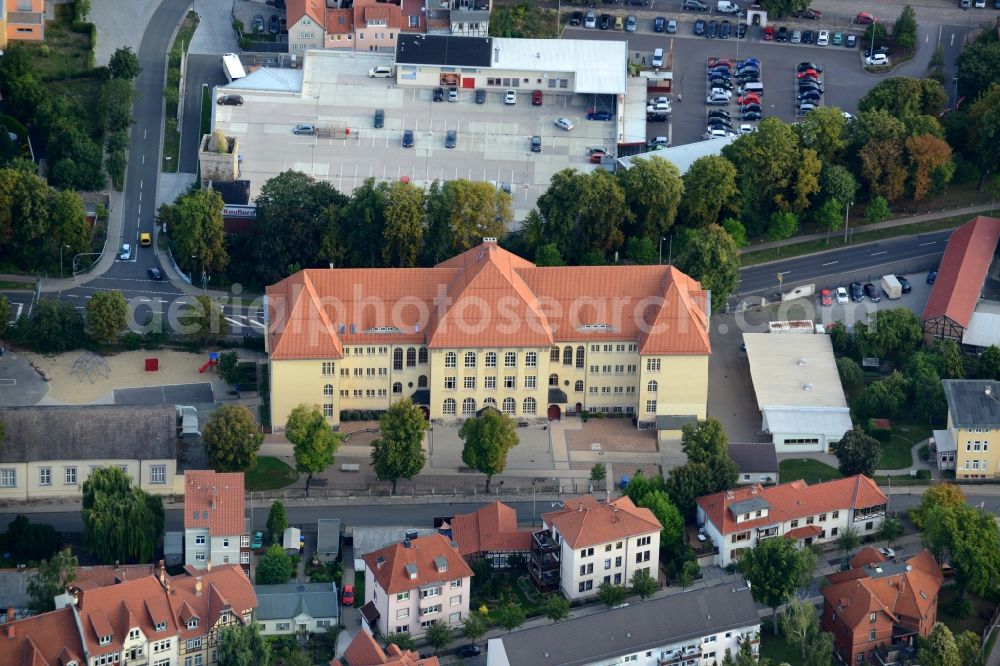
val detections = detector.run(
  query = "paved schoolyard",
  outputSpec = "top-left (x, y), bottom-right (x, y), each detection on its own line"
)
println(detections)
top-left (0, 350), bottom-right (49, 406)
top-left (114, 381), bottom-right (214, 405)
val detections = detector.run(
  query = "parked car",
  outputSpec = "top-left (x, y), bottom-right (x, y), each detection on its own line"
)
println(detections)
top-left (855, 12), bottom-right (876, 24)
top-left (832, 31), bottom-right (843, 46)
top-left (797, 8), bottom-right (822, 19)
top-left (433, 87), bottom-right (445, 102)
top-left (741, 103), bottom-right (762, 113)
top-left (614, 15), bottom-right (624, 30)
top-left (252, 14), bottom-right (265, 32)
top-left (372, 108), bottom-right (385, 129)
top-left (600, 13), bottom-right (612, 29)
top-left (797, 102), bottom-right (816, 114)
top-left (342, 585), bottom-right (355, 606)
top-left (836, 286), bottom-right (849, 304)
top-left (878, 547), bottom-right (896, 558)
top-left (584, 11), bottom-right (597, 28)
top-left (402, 129), bottom-right (414, 147)
top-left (739, 110), bottom-right (762, 120)
top-left (763, 25), bottom-right (775, 40)
top-left (682, 0), bottom-right (708, 9)
top-left (653, 15), bottom-right (665, 31)
top-left (790, 29), bottom-right (802, 43)
top-left (737, 22), bottom-right (747, 37)
top-left (652, 47), bottom-right (664, 68)
top-left (776, 26), bottom-right (789, 42)
top-left (292, 123), bottom-right (316, 135)
top-left (119, 243), bottom-right (132, 260)
top-left (530, 135), bottom-right (542, 153)
top-left (865, 53), bottom-right (890, 67)
top-left (147, 267), bottom-right (162, 280)
top-left (797, 90), bottom-right (822, 102)
top-left (554, 117), bottom-right (575, 131)
top-left (218, 94), bottom-right (244, 105)
top-left (864, 282), bottom-right (882, 302)
top-left (448, 87), bottom-right (458, 102)
top-left (694, 18), bottom-right (706, 35)
top-left (738, 93), bottom-right (760, 105)
top-left (820, 289), bottom-right (833, 306)
top-left (817, 30), bottom-right (829, 46)
top-left (587, 110), bottom-right (614, 120)
top-left (647, 137), bottom-right (669, 149)
top-left (269, 14), bottom-right (280, 33)
top-left (504, 89), bottom-right (517, 104)
top-left (455, 645), bottom-right (482, 658)
top-left (846, 34), bottom-right (857, 48)
top-left (802, 30), bottom-right (814, 44)
top-left (797, 62), bottom-right (823, 73)
top-left (445, 129), bottom-right (457, 148)
top-left (532, 89), bottom-right (543, 106)
top-left (896, 275), bottom-right (912, 293)
top-left (849, 281), bottom-right (864, 302)
top-left (706, 19), bottom-right (717, 37)
top-left (798, 80), bottom-right (824, 93)
top-left (719, 20), bottom-right (731, 38)
top-left (570, 10), bottom-right (583, 25)
top-left (475, 88), bottom-right (487, 104)
top-left (927, 269), bottom-right (938, 284)
top-left (667, 18), bottom-right (678, 33)
top-left (707, 109), bottom-right (731, 120)
top-left (625, 15), bottom-right (637, 31)
top-left (251, 531), bottom-right (264, 550)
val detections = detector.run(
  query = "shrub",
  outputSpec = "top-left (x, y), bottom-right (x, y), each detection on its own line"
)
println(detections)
top-left (918, 444), bottom-right (931, 461)
top-left (121, 332), bottom-right (142, 350)
top-left (916, 469), bottom-right (931, 480)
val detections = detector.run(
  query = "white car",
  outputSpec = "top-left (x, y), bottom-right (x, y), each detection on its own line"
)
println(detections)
top-left (706, 128), bottom-right (737, 139)
top-left (554, 117), bottom-right (575, 131)
top-left (652, 48), bottom-right (664, 68)
top-left (119, 243), bottom-right (132, 261)
top-left (843, 111), bottom-right (855, 121)
top-left (836, 287), bottom-right (849, 304)
top-left (710, 88), bottom-right (732, 98)
top-left (504, 90), bottom-right (517, 105)
top-left (368, 65), bottom-right (393, 78)
top-left (865, 53), bottom-right (890, 67)
top-left (646, 101), bottom-right (671, 113)
top-left (648, 96), bottom-right (670, 106)
top-left (817, 30), bottom-right (829, 46)
top-left (878, 547), bottom-right (896, 558)
top-left (739, 124), bottom-right (755, 134)
top-left (584, 11), bottom-right (596, 28)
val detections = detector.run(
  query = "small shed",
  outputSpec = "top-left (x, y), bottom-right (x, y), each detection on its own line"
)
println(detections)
top-left (282, 526), bottom-right (302, 553)
top-left (316, 519), bottom-right (341, 563)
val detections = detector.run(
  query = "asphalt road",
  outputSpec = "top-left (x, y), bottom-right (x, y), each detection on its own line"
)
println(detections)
top-left (181, 54), bottom-right (229, 172)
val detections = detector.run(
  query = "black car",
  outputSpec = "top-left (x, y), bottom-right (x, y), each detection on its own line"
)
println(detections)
top-left (147, 267), bottom-right (163, 281)
top-left (897, 275), bottom-right (912, 293)
top-left (846, 34), bottom-right (857, 48)
top-left (864, 282), bottom-right (881, 302)
top-left (707, 110), bottom-right (732, 120)
top-left (599, 13), bottom-right (612, 29)
top-left (587, 110), bottom-right (614, 120)
top-left (373, 108), bottom-right (384, 128)
top-left (693, 18), bottom-right (706, 35)
top-left (269, 14), bottom-right (280, 34)
top-left (709, 79), bottom-right (733, 90)
top-left (475, 88), bottom-right (486, 104)
top-left (798, 80), bottom-right (824, 93)
top-left (445, 129), bottom-right (457, 149)
top-left (740, 110), bottom-right (763, 120)
top-left (802, 30), bottom-right (814, 44)
top-left (849, 281), bottom-right (864, 302)
top-left (927, 269), bottom-right (938, 284)
top-left (653, 15), bottom-right (665, 31)
top-left (797, 62), bottom-right (824, 73)
top-left (433, 87), bottom-right (445, 102)
top-left (647, 112), bottom-right (668, 122)
top-left (737, 22), bottom-right (747, 37)
top-left (776, 26), bottom-right (789, 42)
top-left (570, 10), bottom-right (583, 25)
top-left (455, 645), bottom-right (482, 658)
top-left (741, 103), bottom-right (762, 113)
top-left (719, 20), bottom-right (731, 39)
top-left (797, 90), bottom-right (822, 102)
top-left (217, 94), bottom-right (244, 106)
top-left (402, 129), bottom-right (414, 147)
top-left (709, 68), bottom-right (732, 79)
top-left (706, 19), bottom-right (717, 38)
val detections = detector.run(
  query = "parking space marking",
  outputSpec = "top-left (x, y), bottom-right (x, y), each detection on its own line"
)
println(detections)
top-left (822, 261), bottom-right (838, 266)
top-left (871, 251), bottom-right (888, 256)
top-left (919, 241), bottom-right (937, 246)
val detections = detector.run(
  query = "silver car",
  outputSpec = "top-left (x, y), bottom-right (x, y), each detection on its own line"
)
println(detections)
top-left (293, 123), bottom-right (317, 135)
top-left (625, 15), bottom-right (637, 32)
top-left (554, 117), bottom-right (575, 131)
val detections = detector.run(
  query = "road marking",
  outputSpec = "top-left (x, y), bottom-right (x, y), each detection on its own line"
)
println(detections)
top-left (224, 317), bottom-right (244, 326)
top-left (871, 251), bottom-right (887, 256)
top-left (778, 270), bottom-right (791, 275)
top-left (65, 294), bottom-right (79, 298)
top-left (821, 261), bottom-right (838, 266)
top-left (919, 241), bottom-right (937, 246)
top-left (250, 319), bottom-right (265, 327)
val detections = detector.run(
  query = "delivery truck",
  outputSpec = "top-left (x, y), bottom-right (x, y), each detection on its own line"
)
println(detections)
top-left (881, 275), bottom-right (902, 300)
top-left (222, 53), bottom-right (246, 83)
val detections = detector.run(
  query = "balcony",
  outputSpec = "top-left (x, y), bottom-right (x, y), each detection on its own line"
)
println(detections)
top-left (873, 643), bottom-right (917, 666)
top-left (528, 531), bottom-right (561, 592)
top-left (756, 527), bottom-right (779, 540)
top-left (658, 644), bottom-right (702, 665)
top-left (737, 631), bottom-right (760, 646)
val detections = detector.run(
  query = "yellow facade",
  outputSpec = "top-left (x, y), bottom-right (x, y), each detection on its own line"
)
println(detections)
top-left (949, 413), bottom-right (1000, 480)
top-left (0, 458), bottom-right (178, 501)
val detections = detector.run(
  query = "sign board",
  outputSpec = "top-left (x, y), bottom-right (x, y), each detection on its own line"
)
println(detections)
top-left (223, 205), bottom-right (257, 218)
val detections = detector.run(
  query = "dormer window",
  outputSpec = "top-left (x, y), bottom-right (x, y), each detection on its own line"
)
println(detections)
top-left (155, 622), bottom-right (167, 631)
top-left (129, 628), bottom-right (140, 640)
top-left (99, 635), bottom-right (112, 646)
top-left (220, 612), bottom-right (229, 624)
top-left (187, 618), bottom-right (199, 629)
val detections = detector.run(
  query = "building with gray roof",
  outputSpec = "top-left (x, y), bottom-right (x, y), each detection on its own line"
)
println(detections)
top-left (254, 582), bottom-right (339, 635)
top-left (486, 585), bottom-right (760, 666)
top-left (316, 518), bottom-right (342, 563)
top-left (939, 379), bottom-right (1000, 480)
top-left (728, 443), bottom-right (779, 485)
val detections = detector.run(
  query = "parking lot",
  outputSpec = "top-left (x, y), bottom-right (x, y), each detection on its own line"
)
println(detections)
top-left (215, 52), bottom-right (618, 221)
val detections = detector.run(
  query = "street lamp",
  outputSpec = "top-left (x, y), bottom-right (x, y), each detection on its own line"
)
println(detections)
top-left (59, 244), bottom-right (70, 279)
top-left (658, 235), bottom-right (673, 265)
top-left (843, 201), bottom-right (854, 243)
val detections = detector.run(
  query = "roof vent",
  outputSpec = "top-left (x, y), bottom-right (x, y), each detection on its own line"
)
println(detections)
top-left (804, 383), bottom-right (814, 391)
top-left (406, 529), bottom-right (419, 541)
top-left (906, 565), bottom-right (912, 572)
top-left (483, 237), bottom-right (497, 244)
top-left (798, 358), bottom-right (808, 366)
top-left (376, 556), bottom-right (386, 569)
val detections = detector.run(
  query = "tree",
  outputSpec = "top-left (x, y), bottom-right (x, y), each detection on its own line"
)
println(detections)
top-left (624, 236), bottom-right (657, 265)
top-left (217, 622), bottom-right (270, 666)
top-left (27, 547), bottom-right (77, 613)
top-left (664, 460), bottom-right (737, 520)
top-left (924, 503), bottom-right (1000, 599)
top-left (381, 181), bottom-right (426, 267)
top-left (285, 404), bottom-right (341, 495)
top-left (534, 168), bottom-right (629, 263)
top-left (494, 602), bottom-right (526, 633)
top-left (371, 399), bottom-right (428, 493)
top-left (618, 155), bottom-right (684, 240)
top-left (820, 163), bottom-right (858, 209)
top-left (879, 516), bottom-right (904, 548)
top-left (978, 345), bottom-right (1000, 379)
top-left (737, 537), bottom-right (811, 632)
top-left (630, 568), bottom-right (658, 600)
top-left (918, 623), bottom-right (961, 666)
top-left (673, 224), bottom-right (740, 312)
top-left (937, 339), bottom-right (965, 379)
top-left (680, 155), bottom-right (739, 228)
top-left (439, 179), bottom-right (511, 254)
top-left (956, 33), bottom-right (1000, 101)
top-left (424, 621), bottom-right (452, 654)
top-left (836, 357), bottom-right (863, 390)
top-left (965, 84), bottom-right (1000, 189)
top-left (25, 299), bottom-right (85, 353)
top-left (82, 466), bottom-right (164, 563)
top-left (791, 148), bottom-right (822, 213)
top-left (83, 290), bottom-right (127, 344)
top-left (860, 139), bottom-right (908, 202)
top-left (721, 218), bottom-right (748, 247)
top-left (814, 199), bottom-right (843, 243)
top-left (859, 77), bottom-right (926, 118)
top-left (766, 211), bottom-right (798, 242)
top-left (266, 501), bottom-right (287, 544)
top-left (795, 107), bottom-right (848, 163)
top-left (385, 633), bottom-right (416, 651)
top-left (590, 463), bottom-right (606, 484)
top-left (866, 195), bottom-right (891, 225)
top-left (681, 418), bottom-right (728, 464)
top-left (638, 490), bottom-right (685, 558)
top-left (837, 525), bottom-right (862, 565)
top-left (597, 582), bottom-right (628, 608)
top-left (256, 544), bottom-right (293, 584)
top-left (722, 118), bottom-right (801, 228)
top-left (1, 515), bottom-right (59, 562)
top-left (0, 295), bottom-right (10, 339)
top-left (50, 189), bottom-right (90, 261)
top-left (179, 295), bottom-right (230, 344)
top-left (855, 308), bottom-right (923, 362)
top-left (779, 598), bottom-right (816, 660)
top-left (171, 189), bottom-right (228, 277)
top-left (203, 405), bottom-right (264, 473)
top-left (893, 5), bottom-right (918, 49)
top-left (907, 134), bottom-right (953, 206)
top-left (855, 373), bottom-right (909, 420)
top-left (109, 46), bottom-right (141, 80)
top-left (956, 629), bottom-right (985, 666)
top-left (217, 350), bottom-right (243, 387)
top-left (910, 483), bottom-right (965, 529)
top-left (534, 243), bottom-right (565, 266)
top-left (834, 427), bottom-right (882, 477)
top-left (459, 408), bottom-right (519, 492)
top-left (462, 612), bottom-right (487, 642)
top-left (543, 595), bottom-right (571, 623)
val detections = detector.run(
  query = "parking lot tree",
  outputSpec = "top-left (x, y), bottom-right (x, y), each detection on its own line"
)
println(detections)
top-left (863, 22), bottom-right (889, 51)
top-left (27, 548), bottom-right (77, 613)
top-left (339, 177), bottom-right (387, 267)
top-left (721, 118), bottom-right (799, 224)
top-left (673, 224), bottom-right (739, 312)
top-left (965, 84), bottom-right (1000, 189)
top-left (680, 156), bottom-right (739, 229)
top-left (27, 299), bottom-right (85, 353)
top-left (85, 290), bottom-right (128, 344)
top-left (766, 211), bottom-right (798, 242)
top-left (891, 5), bottom-right (917, 49)
top-left (737, 536), bottom-right (812, 633)
top-left (681, 418), bottom-right (728, 464)
top-left (597, 582), bottom-right (628, 608)
top-left (441, 179), bottom-right (511, 253)
top-left (879, 516), bottom-right (904, 549)
top-left (534, 242), bottom-right (565, 267)
top-left (172, 188), bottom-right (228, 276)
top-left (978, 345), bottom-right (1000, 380)
top-left (462, 611), bottom-right (487, 641)
top-left (266, 500), bottom-right (288, 544)
top-left (794, 107), bottom-right (848, 164)
top-left (460, 408), bottom-right (519, 492)
top-left (217, 622), bottom-right (269, 666)
top-left (371, 399), bottom-right (428, 494)
top-left (256, 544), bottom-right (293, 584)
top-left (918, 623), bottom-right (962, 666)
top-left (180, 295), bottom-right (230, 344)
top-left (865, 195), bottom-right (891, 225)
top-left (906, 134), bottom-right (954, 207)
top-left (285, 404), bottom-right (342, 496)
top-left (758, 0), bottom-right (808, 19)
top-left (834, 427), bottom-right (882, 477)
top-left (109, 46), bottom-right (141, 80)
top-left (203, 405), bottom-right (264, 473)
top-left (924, 503), bottom-right (1000, 599)
top-left (860, 78), bottom-right (927, 119)
top-left (850, 110), bottom-right (908, 156)
top-left (855, 308), bottom-right (923, 362)
top-left (618, 155), bottom-right (684, 241)
top-left (82, 466), bottom-right (164, 564)
top-left (629, 567), bottom-right (659, 601)
top-left (910, 483), bottom-right (964, 529)
top-left (956, 31), bottom-right (1000, 100)
top-left (381, 181), bottom-right (425, 267)
top-left (494, 602), bottom-right (526, 633)
top-left (534, 168), bottom-right (629, 263)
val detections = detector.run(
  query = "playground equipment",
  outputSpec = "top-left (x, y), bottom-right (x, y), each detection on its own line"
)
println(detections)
top-left (198, 351), bottom-right (220, 373)
top-left (71, 352), bottom-right (111, 384)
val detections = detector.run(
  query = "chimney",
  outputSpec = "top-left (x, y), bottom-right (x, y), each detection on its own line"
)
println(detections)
top-left (207, 560), bottom-right (213, 572)
top-left (577, 503), bottom-right (583, 512)
top-left (7, 607), bottom-right (14, 624)
top-left (4, 621), bottom-right (14, 638)
top-left (195, 578), bottom-right (203, 596)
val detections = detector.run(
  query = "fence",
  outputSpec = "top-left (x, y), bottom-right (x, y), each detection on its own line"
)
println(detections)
top-left (245, 479), bottom-right (610, 503)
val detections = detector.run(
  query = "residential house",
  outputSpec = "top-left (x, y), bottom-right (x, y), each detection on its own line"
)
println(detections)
top-left (822, 547), bottom-right (943, 665)
top-left (938, 379), bottom-right (1000, 480)
top-left (341, 630), bottom-right (440, 665)
top-left (450, 501), bottom-right (533, 568)
top-left (0, 564), bottom-right (155, 619)
top-left (266, 239), bottom-right (710, 435)
top-left (360, 533), bottom-right (473, 638)
top-left (317, 519), bottom-right (342, 563)
top-left (255, 582), bottom-right (339, 635)
top-left (727, 443), bottom-right (779, 486)
top-left (696, 476), bottom-right (888, 567)
top-left (0, 0), bottom-right (45, 49)
top-left (534, 495), bottom-right (662, 601)
top-left (0, 606), bottom-right (86, 666)
top-left (294, 0), bottom-right (425, 53)
top-left (485, 584), bottom-right (760, 666)
top-left (0, 405), bottom-right (178, 501)
top-left (183, 471), bottom-right (251, 575)
top-left (287, 0), bottom-right (326, 55)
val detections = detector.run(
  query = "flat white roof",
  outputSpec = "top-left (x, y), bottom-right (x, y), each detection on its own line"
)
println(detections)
top-left (962, 301), bottom-right (1000, 348)
top-left (617, 135), bottom-right (737, 173)
top-left (933, 429), bottom-right (956, 453)
top-left (743, 332), bottom-right (848, 410)
top-left (763, 407), bottom-right (853, 437)
top-left (224, 67), bottom-right (303, 93)
top-left (490, 38), bottom-right (627, 95)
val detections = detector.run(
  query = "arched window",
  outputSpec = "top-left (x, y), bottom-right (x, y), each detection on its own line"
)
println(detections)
top-left (523, 397), bottom-right (537, 415)
top-left (393, 382), bottom-right (403, 394)
top-left (563, 346), bottom-right (573, 365)
top-left (323, 384), bottom-right (334, 396)
top-left (406, 347), bottom-right (416, 367)
top-left (485, 352), bottom-right (497, 368)
top-left (465, 352), bottom-right (477, 368)
top-left (418, 375), bottom-right (428, 388)
top-left (393, 348), bottom-right (404, 370)
top-left (484, 397), bottom-right (497, 409)
top-left (574, 380), bottom-right (584, 392)
top-left (525, 352), bottom-right (537, 367)
top-left (502, 397), bottom-right (516, 414)
top-left (550, 347), bottom-right (560, 362)
top-left (445, 352), bottom-right (457, 368)
top-left (549, 374), bottom-right (559, 387)
top-left (443, 398), bottom-right (456, 415)
top-left (418, 348), bottom-right (428, 364)
top-left (575, 346), bottom-right (585, 368)
top-left (462, 398), bottom-right (477, 415)
top-left (647, 380), bottom-right (658, 393)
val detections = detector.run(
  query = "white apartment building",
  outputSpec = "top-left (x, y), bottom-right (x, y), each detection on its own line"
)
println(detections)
top-left (695, 475), bottom-right (888, 567)
top-left (183, 470), bottom-right (251, 576)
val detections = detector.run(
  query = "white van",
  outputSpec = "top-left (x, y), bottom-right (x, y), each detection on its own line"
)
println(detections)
top-left (652, 48), bottom-right (664, 68)
top-left (740, 82), bottom-right (764, 95)
top-left (716, 0), bottom-right (740, 13)
top-left (368, 65), bottom-right (393, 78)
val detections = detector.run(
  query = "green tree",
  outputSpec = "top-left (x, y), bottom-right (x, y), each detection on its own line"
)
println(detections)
top-left (256, 544), bottom-right (293, 584)
top-left (629, 568), bottom-right (658, 600)
top-left (49, 188), bottom-right (90, 262)
top-left (590, 463), bottom-right (607, 485)
top-left (721, 218), bottom-right (748, 247)
top-left (820, 163), bottom-right (858, 208)
top-left (924, 503), bottom-right (1000, 599)
top-left (814, 199), bottom-right (843, 243)
top-left (25, 298), bottom-right (85, 353)
top-left (439, 179), bottom-right (511, 253)
top-left (737, 537), bottom-right (811, 632)
top-left (424, 621), bottom-right (452, 654)
top-left (82, 466), bottom-right (164, 564)
top-left (381, 181), bottom-right (426, 267)
top-left (597, 582), bottom-right (628, 608)
top-left (855, 372), bottom-right (909, 420)
top-left (859, 77), bottom-right (926, 118)
top-left (766, 211), bottom-right (798, 241)
top-left (794, 107), bottom-right (848, 163)
top-left (624, 236), bottom-right (658, 265)
top-left (638, 490), bottom-right (684, 557)
top-left (385, 633), bottom-right (416, 651)
top-left (956, 629), bottom-right (985, 666)
top-left (866, 195), bottom-right (891, 225)
top-left (664, 459), bottom-right (737, 520)
top-left (834, 427), bottom-right (882, 477)
top-left (673, 224), bottom-right (740, 312)
top-left (85, 290), bottom-right (127, 344)
top-left (285, 404), bottom-right (341, 496)
top-left (203, 405), bottom-right (264, 473)
top-left (217, 350), bottom-right (242, 387)
top-left (681, 418), bottom-right (728, 464)
top-left (879, 516), bottom-right (904, 548)
top-left (680, 155), bottom-right (739, 228)
top-left (543, 595), bottom-right (571, 623)
top-left (179, 295), bottom-right (230, 344)
top-left (918, 623), bottom-right (961, 666)
top-left (172, 189), bottom-right (228, 276)
top-left (1, 515), bottom-right (59, 562)
top-left (534, 168), bottom-right (629, 263)
top-left (965, 83), bottom-right (1000, 189)
top-left (624, 470), bottom-right (667, 504)
top-left (0, 295), bottom-right (10, 339)
top-left (494, 602), bottom-right (526, 633)
top-left (936, 339), bottom-right (965, 379)
top-left (837, 357), bottom-right (863, 390)
top-left (109, 46), bottom-right (141, 80)
top-left (462, 612), bottom-right (487, 641)
top-left (779, 598), bottom-right (816, 660)
top-left (371, 399), bottom-right (428, 493)
top-left (534, 243), bottom-right (565, 266)
top-left (956, 33), bottom-right (1000, 100)
top-left (266, 501), bottom-right (288, 544)
top-left (910, 483), bottom-right (965, 529)
top-left (837, 525), bottom-right (862, 565)
top-left (459, 408), bottom-right (519, 492)
top-left (978, 345), bottom-right (1000, 379)
top-left (721, 117), bottom-right (800, 227)
top-left (217, 622), bottom-right (270, 666)
top-left (855, 308), bottom-right (923, 362)
top-left (892, 5), bottom-right (918, 49)
top-left (618, 155), bottom-right (684, 240)
top-left (27, 547), bottom-right (77, 613)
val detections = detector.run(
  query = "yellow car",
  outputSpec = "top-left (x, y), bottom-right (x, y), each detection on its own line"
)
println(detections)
top-left (139, 232), bottom-right (152, 247)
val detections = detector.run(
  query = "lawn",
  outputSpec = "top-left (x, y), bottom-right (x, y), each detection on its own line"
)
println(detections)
top-left (779, 459), bottom-right (843, 484)
top-left (938, 585), bottom-right (996, 640)
top-left (489, 2), bottom-right (559, 38)
top-left (759, 621), bottom-right (804, 664)
top-left (245, 456), bottom-right (298, 491)
top-left (201, 86), bottom-right (213, 137)
top-left (353, 571), bottom-right (365, 608)
top-left (878, 422), bottom-right (934, 470)
top-left (163, 11), bottom-right (200, 172)
top-left (21, 4), bottom-right (92, 80)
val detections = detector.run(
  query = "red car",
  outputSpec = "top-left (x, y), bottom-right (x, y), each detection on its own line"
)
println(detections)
top-left (797, 8), bottom-right (822, 19)
top-left (820, 289), bottom-right (833, 306)
top-left (855, 12), bottom-right (876, 24)
top-left (532, 90), bottom-right (543, 106)
top-left (797, 69), bottom-right (820, 79)
top-left (342, 585), bottom-right (355, 606)
top-left (738, 93), bottom-right (760, 105)
top-left (762, 26), bottom-right (774, 40)
top-left (708, 58), bottom-right (735, 68)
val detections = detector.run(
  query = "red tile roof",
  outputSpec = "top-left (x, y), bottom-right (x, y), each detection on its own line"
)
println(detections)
top-left (361, 534), bottom-right (473, 595)
top-left (169, 565), bottom-right (258, 641)
top-left (696, 475), bottom-right (887, 536)
top-left (785, 525), bottom-right (822, 540)
top-left (342, 630), bottom-right (440, 665)
top-left (451, 501), bottom-right (533, 557)
top-left (540, 495), bottom-right (662, 549)
top-left (287, 0), bottom-right (325, 26)
top-left (400, 0), bottom-right (425, 31)
top-left (325, 8), bottom-right (354, 34)
top-left (0, 607), bottom-right (85, 666)
top-left (184, 470), bottom-right (246, 537)
top-left (922, 216), bottom-right (1000, 329)
top-left (73, 564), bottom-right (156, 590)
top-left (267, 241), bottom-right (710, 360)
